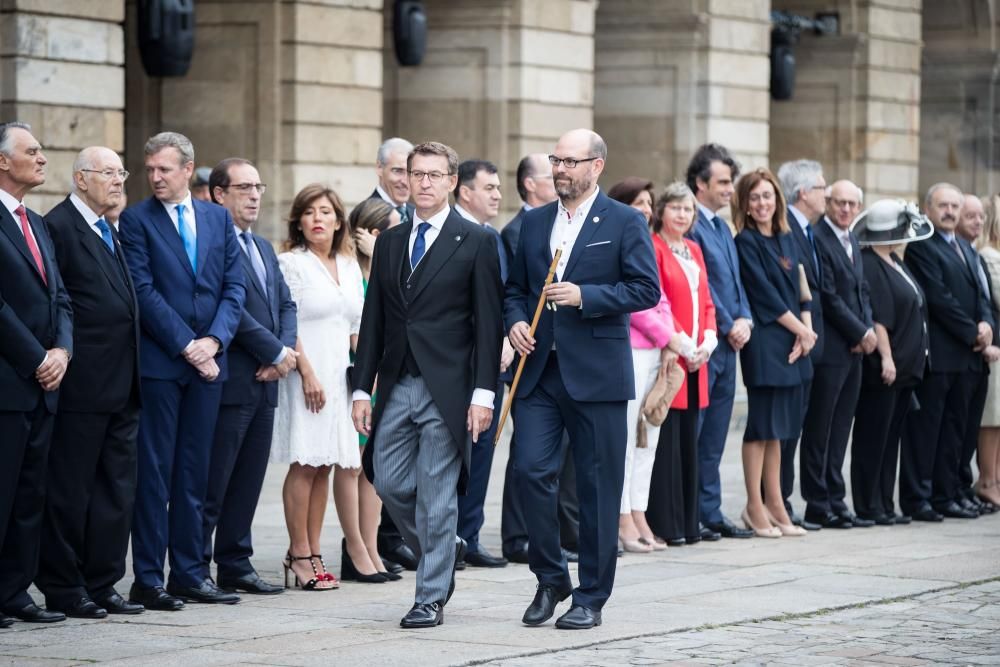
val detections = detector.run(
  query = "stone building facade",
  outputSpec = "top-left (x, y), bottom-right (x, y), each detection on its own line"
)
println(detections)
top-left (0, 0), bottom-right (991, 239)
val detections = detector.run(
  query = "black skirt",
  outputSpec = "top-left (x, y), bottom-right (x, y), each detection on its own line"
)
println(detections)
top-left (743, 384), bottom-right (804, 442)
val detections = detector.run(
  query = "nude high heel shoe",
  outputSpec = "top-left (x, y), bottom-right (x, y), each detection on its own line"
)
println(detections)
top-left (764, 507), bottom-right (807, 537)
top-left (741, 508), bottom-right (781, 538)
top-left (619, 537), bottom-right (653, 553)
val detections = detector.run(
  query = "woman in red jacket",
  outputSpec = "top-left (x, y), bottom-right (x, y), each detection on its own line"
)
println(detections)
top-left (646, 182), bottom-right (718, 545)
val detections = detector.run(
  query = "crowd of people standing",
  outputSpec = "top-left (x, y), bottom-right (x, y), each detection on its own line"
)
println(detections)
top-left (0, 119), bottom-right (997, 633)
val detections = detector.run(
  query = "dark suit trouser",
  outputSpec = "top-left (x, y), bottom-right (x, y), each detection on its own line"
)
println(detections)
top-left (649, 374), bottom-right (701, 541)
top-left (202, 391), bottom-right (274, 578)
top-left (959, 369), bottom-right (989, 497)
top-left (132, 376), bottom-right (223, 589)
top-left (457, 382), bottom-right (504, 552)
top-left (0, 399), bottom-right (54, 611)
top-left (850, 383), bottom-right (912, 520)
top-left (779, 378), bottom-right (812, 513)
top-left (800, 358), bottom-right (862, 518)
top-left (557, 437), bottom-right (580, 551)
top-left (513, 355), bottom-right (626, 611)
top-left (931, 370), bottom-right (979, 508)
top-left (697, 344), bottom-right (736, 525)
top-left (36, 405), bottom-right (140, 605)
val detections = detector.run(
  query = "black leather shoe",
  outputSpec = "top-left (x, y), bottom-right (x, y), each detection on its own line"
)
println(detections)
top-left (4, 603), bottom-right (65, 623)
top-left (522, 584), bottom-right (571, 625)
top-left (791, 513), bottom-right (822, 531)
top-left (218, 571), bottom-right (284, 595)
top-left (503, 543), bottom-right (530, 564)
top-left (555, 604), bottom-right (601, 629)
top-left (129, 584), bottom-right (184, 611)
top-left (698, 524), bottom-right (722, 541)
top-left (0, 613), bottom-right (11, 628)
top-left (705, 517), bottom-right (753, 539)
top-left (399, 602), bottom-right (442, 628)
top-left (934, 501), bottom-right (978, 519)
top-left (94, 592), bottom-right (144, 615)
top-left (561, 547), bottom-right (579, 563)
top-left (382, 557), bottom-right (404, 574)
top-left (910, 507), bottom-right (944, 522)
top-left (685, 533), bottom-right (701, 545)
top-left (892, 513), bottom-right (912, 525)
top-left (666, 537), bottom-right (686, 547)
top-left (49, 597), bottom-right (107, 619)
top-left (807, 512), bottom-right (852, 529)
top-left (960, 496), bottom-right (983, 515)
top-left (446, 537), bottom-right (466, 604)
top-left (382, 542), bottom-right (419, 571)
top-left (841, 513), bottom-right (874, 528)
top-left (166, 578), bottom-right (240, 604)
top-left (869, 514), bottom-right (896, 526)
top-left (465, 547), bottom-right (508, 568)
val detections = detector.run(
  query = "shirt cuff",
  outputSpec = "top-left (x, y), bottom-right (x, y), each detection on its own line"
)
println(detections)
top-left (352, 390), bottom-right (372, 402)
top-left (700, 330), bottom-right (719, 356)
top-left (36, 352), bottom-right (49, 371)
top-left (273, 347), bottom-right (287, 365)
top-left (471, 388), bottom-right (495, 409)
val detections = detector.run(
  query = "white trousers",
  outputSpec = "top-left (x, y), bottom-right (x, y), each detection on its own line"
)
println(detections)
top-left (621, 347), bottom-right (662, 513)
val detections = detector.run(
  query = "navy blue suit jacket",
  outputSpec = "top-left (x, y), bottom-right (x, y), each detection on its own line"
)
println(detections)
top-left (500, 206), bottom-right (527, 268)
top-left (787, 208), bottom-right (825, 361)
top-left (504, 191), bottom-right (660, 402)
top-left (814, 217), bottom-right (873, 366)
top-left (119, 196), bottom-right (246, 382)
top-left (0, 203), bottom-right (73, 413)
top-left (221, 231), bottom-right (297, 406)
top-left (687, 207), bottom-right (752, 342)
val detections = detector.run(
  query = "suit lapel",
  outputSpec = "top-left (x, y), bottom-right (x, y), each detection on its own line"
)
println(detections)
top-left (561, 195), bottom-right (605, 280)
top-left (393, 220), bottom-right (413, 303)
top-left (240, 236), bottom-right (268, 303)
top-left (27, 210), bottom-right (56, 294)
top-left (67, 201), bottom-right (133, 309)
top-left (0, 206), bottom-right (43, 284)
top-left (409, 214), bottom-right (466, 302)
top-left (149, 199), bottom-right (196, 278)
top-left (194, 200), bottom-right (211, 279)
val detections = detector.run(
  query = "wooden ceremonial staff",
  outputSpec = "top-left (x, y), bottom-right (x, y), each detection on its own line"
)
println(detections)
top-left (494, 248), bottom-right (562, 446)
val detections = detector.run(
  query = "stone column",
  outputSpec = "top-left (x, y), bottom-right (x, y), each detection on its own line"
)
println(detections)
top-left (594, 0), bottom-right (772, 188)
top-left (1, 0), bottom-right (126, 213)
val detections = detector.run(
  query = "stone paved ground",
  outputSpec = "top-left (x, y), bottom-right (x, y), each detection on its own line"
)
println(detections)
top-left (2, 407), bottom-right (999, 666)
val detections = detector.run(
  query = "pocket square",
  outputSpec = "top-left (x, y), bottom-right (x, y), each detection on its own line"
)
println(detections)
top-left (585, 240), bottom-right (611, 247)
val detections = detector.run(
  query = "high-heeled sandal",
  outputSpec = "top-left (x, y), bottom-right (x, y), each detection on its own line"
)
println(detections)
top-left (764, 507), bottom-right (807, 537)
top-left (340, 538), bottom-right (388, 583)
top-left (283, 552), bottom-right (334, 591)
top-left (310, 553), bottom-right (340, 587)
top-left (741, 508), bottom-right (781, 538)
top-left (619, 537), bottom-right (653, 553)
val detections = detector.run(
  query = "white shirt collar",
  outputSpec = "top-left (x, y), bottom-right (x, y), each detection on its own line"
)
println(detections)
top-left (788, 205), bottom-right (810, 232)
top-left (160, 192), bottom-right (194, 218)
top-left (0, 188), bottom-right (23, 216)
top-left (454, 204), bottom-right (480, 224)
top-left (376, 183), bottom-right (399, 206)
top-left (70, 192), bottom-right (102, 226)
top-left (522, 203), bottom-right (534, 212)
top-left (939, 230), bottom-right (956, 243)
top-left (696, 201), bottom-right (719, 224)
top-left (824, 216), bottom-right (850, 241)
top-left (414, 203), bottom-right (450, 230)
top-left (556, 185), bottom-right (600, 222)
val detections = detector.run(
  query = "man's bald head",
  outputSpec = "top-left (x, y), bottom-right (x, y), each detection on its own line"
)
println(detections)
top-left (72, 146), bottom-right (125, 217)
top-left (552, 129), bottom-right (606, 204)
top-left (959, 193), bottom-right (985, 242)
top-left (825, 179), bottom-right (863, 230)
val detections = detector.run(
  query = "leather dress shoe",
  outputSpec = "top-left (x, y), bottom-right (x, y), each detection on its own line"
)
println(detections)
top-left (166, 578), bottom-right (240, 604)
top-left (4, 603), bottom-right (65, 623)
top-left (934, 501), bottom-right (978, 519)
top-left (561, 547), bottom-right (579, 563)
top-left (382, 557), bottom-right (404, 574)
top-left (465, 547), bottom-right (508, 568)
top-left (522, 584), bottom-right (571, 625)
top-left (910, 506), bottom-right (944, 522)
top-left (0, 613), bottom-right (11, 628)
top-left (129, 584), bottom-right (184, 611)
top-left (666, 537), bottom-right (686, 547)
top-left (791, 513), bottom-right (822, 531)
top-left (382, 542), bottom-right (419, 571)
top-left (869, 514), bottom-right (896, 526)
top-left (446, 537), bottom-right (466, 604)
top-left (400, 602), bottom-right (442, 628)
top-left (807, 512), bottom-right (852, 529)
top-left (840, 512), bottom-right (874, 528)
top-left (503, 543), bottom-right (530, 564)
top-left (698, 524), bottom-right (721, 541)
top-left (893, 513), bottom-right (912, 525)
top-left (218, 571), bottom-right (284, 595)
top-left (94, 592), bottom-right (144, 615)
top-left (960, 496), bottom-right (983, 515)
top-left (555, 604), bottom-right (601, 630)
top-left (49, 597), bottom-right (107, 619)
top-left (705, 517), bottom-right (753, 539)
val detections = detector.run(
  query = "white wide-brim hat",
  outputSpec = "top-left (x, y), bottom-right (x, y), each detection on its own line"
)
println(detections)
top-left (852, 199), bottom-right (934, 246)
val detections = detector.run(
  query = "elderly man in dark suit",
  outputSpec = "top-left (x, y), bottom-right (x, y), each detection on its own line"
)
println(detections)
top-left (776, 159), bottom-right (827, 530)
top-left (120, 132), bottom-right (246, 610)
top-left (903, 183), bottom-right (995, 521)
top-left (37, 147), bottom-right (142, 619)
top-left (0, 122), bottom-right (73, 626)
top-left (352, 141), bottom-right (503, 628)
top-left (201, 158), bottom-right (298, 595)
top-left (506, 129), bottom-right (660, 630)
top-left (801, 179), bottom-right (877, 529)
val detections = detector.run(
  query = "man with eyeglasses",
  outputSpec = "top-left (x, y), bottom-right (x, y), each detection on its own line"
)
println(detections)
top-left (34, 147), bottom-right (142, 619)
top-left (200, 158), bottom-right (297, 595)
top-left (800, 179), bottom-right (876, 530)
top-left (506, 129), bottom-right (659, 630)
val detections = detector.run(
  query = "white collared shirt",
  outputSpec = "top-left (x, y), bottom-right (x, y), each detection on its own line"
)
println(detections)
top-left (0, 187), bottom-right (39, 247)
top-left (69, 192), bottom-right (110, 239)
top-left (696, 201), bottom-right (721, 229)
top-left (376, 183), bottom-right (400, 207)
top-left (824, 216), bottom-right (853, 260)
top-left (454, 204), bottom-right (480, 225)
top-left (160, 192), bottom-right (196, 239)
top-left (551, 186), bottom-right (600, 280)
top-left (788, 205), bottom-right (811, 234)
top-left (408, 203), bottom-right (449, 266)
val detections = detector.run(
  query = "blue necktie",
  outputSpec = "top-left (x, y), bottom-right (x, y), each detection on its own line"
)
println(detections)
top-left (805, 223), bottom-right (819, 276)
top-left (176, 203), bottom-right (196, 272)
top-left (240, 230), bottom-right (268, 296)
top-left (410, 222), bottom-right (431, 269)
top-left (95, 218), bottom-right (115, 255)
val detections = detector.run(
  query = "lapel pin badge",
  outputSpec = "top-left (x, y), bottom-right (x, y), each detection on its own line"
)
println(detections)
top-left (592, 216), bottom-right (600, 223)
top-left (454, 235), bottom-right (461, 241)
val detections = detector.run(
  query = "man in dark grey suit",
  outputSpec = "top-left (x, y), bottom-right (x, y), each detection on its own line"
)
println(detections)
top-left (352, 141), bottom-right (503, 628)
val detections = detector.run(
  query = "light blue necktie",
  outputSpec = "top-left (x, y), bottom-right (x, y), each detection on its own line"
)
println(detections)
top-left (176, 203), bottom-right (196, 272)
top-left (240, 230), bottom-right (268, 296)
top-left (397, 205), bottom-right (410, 226)
top-left (95, 218), bottom-right (115, 255)
top-left (410, 222), bottom-right (431, 269)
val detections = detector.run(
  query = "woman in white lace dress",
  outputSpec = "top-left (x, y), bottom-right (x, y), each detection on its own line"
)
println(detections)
top-left (271, 184), bottom-right (385, 589)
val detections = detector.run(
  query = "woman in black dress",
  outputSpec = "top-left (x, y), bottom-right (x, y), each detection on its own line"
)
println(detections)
top-left (849, 200), bottom-right (932, 524)
top-left (733, 168), bottom-right (816, 537)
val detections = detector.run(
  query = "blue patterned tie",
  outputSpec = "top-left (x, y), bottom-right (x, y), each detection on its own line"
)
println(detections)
top-left (240, 230), bottom-right (268, 295)
top-left (176, 203), bottom-right (196, 272)
top-left (397, 205), bottom-right (410, 227)
top-left (95, 218), bottom-right (115, 255)
top-left (410, 222), bottom-right (431, 269)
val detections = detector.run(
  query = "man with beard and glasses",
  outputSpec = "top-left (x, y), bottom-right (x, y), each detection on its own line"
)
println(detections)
top-left (506, 129), bottom-right (659, 630)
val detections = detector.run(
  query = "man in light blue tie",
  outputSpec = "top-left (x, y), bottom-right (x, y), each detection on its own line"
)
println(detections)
top-left (119, 132), bottom-right (246, 610)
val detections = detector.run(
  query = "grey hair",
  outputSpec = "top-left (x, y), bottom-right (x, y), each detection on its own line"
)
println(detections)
top-left (925, 181), bottom-right (964, 206)
top-left (0, 122), bottom-right (32, 157)
top-left (661, 181), bottom-right (695, 203)
top-left (144, 131), bottom-right (194, 164)
top-left (376, 137), bottom-right (414, 166)
top-left (777, 159), bottom-right (823, 204)
top-left (589, 131), bottom-right (608, 161)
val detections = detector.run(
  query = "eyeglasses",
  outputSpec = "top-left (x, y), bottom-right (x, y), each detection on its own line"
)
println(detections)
top-left (830, 198), bottom-right (860, 209)
top-left (227, 183), bottom-right (267, 194)
top-left (665, 204), bottom-right (694, 214)
top-left (748, 192), bottom-right (775, 203)
top-left (548, 155), bottom-right (599, 169)
top-left (408, 170), bottom-right (451, 183)
top-left (81, 168), bottom-right (129, 181)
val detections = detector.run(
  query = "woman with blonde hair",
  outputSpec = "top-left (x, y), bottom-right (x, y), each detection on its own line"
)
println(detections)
top-left (975, 195), bottom-right (1000, 506)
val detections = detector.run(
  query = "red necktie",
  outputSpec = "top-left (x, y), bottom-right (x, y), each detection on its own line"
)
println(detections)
top-left (15, 205), bottom-right (47, 284)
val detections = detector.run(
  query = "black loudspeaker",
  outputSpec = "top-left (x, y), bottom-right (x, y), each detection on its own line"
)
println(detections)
top-left (394, 0), bottom-right (427, 67)
top-left (770, 31), bottom-right (796, 101)
top-left (137, 0), bottom-right (195, 78)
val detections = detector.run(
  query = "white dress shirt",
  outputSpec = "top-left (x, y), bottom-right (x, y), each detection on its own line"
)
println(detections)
top-left (551, 186), bottom-right (600, 281)
top-left (824, 216), bottom-right (853, 260)
top-left (69, 192), bottom-right (111, 238)
top-left (454, 204), bottom-right (480, 225)
top-left (0, 187), bottom-right (39, 247)
top-left (161, 192), bottom-right (197, 238)
top-left (788, 205), bottom-right (810, 234)
top-left (696, 201), bottom-right (722, 229)
top-left (376, 183), bottom-right (399, 207)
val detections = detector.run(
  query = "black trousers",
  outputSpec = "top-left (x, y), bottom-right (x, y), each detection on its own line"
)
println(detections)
top-left (959, 368), bottom-right (989, 496)
top-left (779, 378), bottom-right (812, 513)
top-left (800, 358), bottom-right (861, 518)
top-left (0, 398), bottom-right (54, 611)
top-left (850, 382), bottom-right (913, 520)
top-left (202, 392), bottom-right (275, 578)
top-left (36, 405), bottom-right (140, 605)
top-left (647, 373), bottom-right (700, 541)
